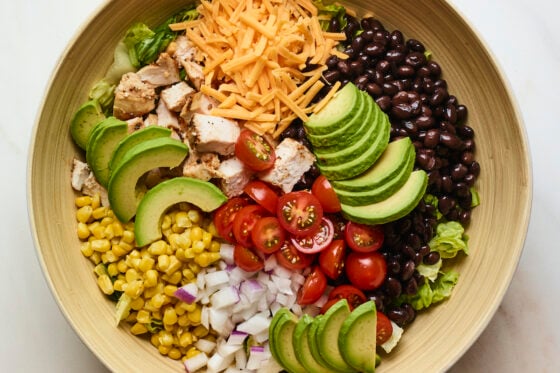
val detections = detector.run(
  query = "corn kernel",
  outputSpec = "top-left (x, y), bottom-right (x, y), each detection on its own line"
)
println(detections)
top-left (157, 255), bottom-right (170, 271)
top-left (130, 297), bottom-right (145, 311)
top-left (107, 263), bottom-right (119, 277)
top-left (96, 274), bottom-right (114, 295)
top-left (206, 222), bottom-right (218, 237)
top-left (190, 227), bottom-right (203, 242)
top-left (188, 262), bottom-right (200, 274)
top-left (91, 225), bottom-right (106, 240)
top-left (158, 345), bottom-right (171, 355)
top-left (185, 347), bottom-right (200, 359)
top-left (76, 206), bottom-right (93, 223)
top-left (161, 215), bottom-right (172, 230)
top-left (159, 330), bottom-right (174, 347)
top-left (136, 309), bottom-right (151, 324)
top-left (122, 230), bottom-right (135, 244)
top-left (110, 244), bottom-right (126, 257)
top-left (130, 322), bottom-right (148, 335)
top-left (113, 279), bottom-right (125, 292)
top-left (138, 257), bottom-right (155, 273)
top-left (165, 256), bottom-right (182, 276)
top-left (184, 247), bottom-right (195, 259)
top-left (180, 302), bottom-right (197, 313)
top-left (192, 325), bottom-right (208, 338)
top-left (151, 333), bottom-right (160, 347)
top-left (77, 222), bottom-right (90, 240)
top-left (125, 269), bottom-right (141, 283)
top-left (175, 303), bottom-right (186, 316)
top-left (102, 250), bottom-right (119, 263)
top-left (144, 270), bottom-right (158, 288)
top-left (163, 307), bottom-right (178, 326)
top-left (179, 332), bottom-right (193, 347)
top-left (80, 242), bottom-right (94, 257)
top-left (112, 222), bottom-right (124, 237)
top-left (175, 211), bottom-right (192, 228)
top-left (103, 225), bottom-right (115, 240)
top-left (187, 306), bottom-right (202, 324)
top-left (165, 271), bottom-right (182, 285)
top-left (118, 241), bottom-right (134, 254)
top-left (91, 239), bottom-right (111, 252)
top-left (177, 314), bottom-right (190, 327)
top-left (100, 216), bottom-right (113, 227)
top-left (187, 210), bottom-right (201, 224)
top-left (150, 293), bottom-right (166, 309)
top-left (92, 206), bottom-right (108, 220)
top-left (124, 280), bottom-right (144, 299)
top-left (149, 241), bottom-right (168, 256)
top-left (192, 240), bottom-right (205, 254)
top-left (117, 260), bottom-right (128, 273)
top-left (168, 348), bottom-right (182, 360)
top-left (201, 231), bottom-right (212, 248)
top-left (126, 311), bottom-right (137, 323)
top-left (91, 193), bottom-right (101, 209)
top-left (89, 252), bottom-right (101, 265)
top-left (209, 241), bottom-right (221, 253)
top-left (144, 282), bottom-right (164, 299)
top-left (75, 196), bottom-right (92, 207)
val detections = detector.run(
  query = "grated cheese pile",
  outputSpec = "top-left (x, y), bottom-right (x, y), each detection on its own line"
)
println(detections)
top-left (170, 0), bottom-right (347, 137)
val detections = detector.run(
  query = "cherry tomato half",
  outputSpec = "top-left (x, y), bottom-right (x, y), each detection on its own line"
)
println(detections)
top-left (318, 239), bottom-right (346, 280)
top-left (297, 267), bottom-right (327, 305)
top-left (277, 191), bottom-right (323, 237)
top-left (311, 175), bottom-right (341, 213)
top-left (232, 205), bottom-right (268, 247)
top-left (345, 251), bottom-right (387, 291)
top-left (376, 311), bottom-right (393, 345)
top-left (328, 284), bottom-right (367, 309)
top-left (235, 129), bottom-right (276, 171)
top-left (345, 221), bottom-right (385, 253)
top-left (291, 217), bottom-right (334, 254)
top-left (213, 197), bottom-right (250, 243)
top-left (275, 240), bottom-right (315, 270)
top-left (243, 180), bottom-right (279, 213)
top-left (251, 216), bottom-right (286, 254)
top-left (233, 244), bottom-right (264, 272)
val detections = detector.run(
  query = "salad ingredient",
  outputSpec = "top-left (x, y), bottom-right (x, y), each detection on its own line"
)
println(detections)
top-left (251, 216), bottom-right (286, 254)
top-left (290, 216), bottom-right (334, 254)
top-left (375, 311), bottom-right (393, 345)
top-left (213, 197), bottom-right (250, 243)
top-left (341, 170), bottom-right (428, 225)
top-left (327, 285), bottom-right (367, 311)
top-left (215, 157), bottom-right (254, 198)
top-left (380, 321), bottom-right (403, 354)
top-left (232, 205), bottom-right (268, 247)
top-left (233, 244), bottom-right (264, 272)
top-left (344, 221), bottom-right (384, 253)
top-left (428, 221), bottom-right (469, 258)
top-left (243, 180), bottom-right (278, 213)
top-left (318, 239), bottom-right (346, 280)
top-left (134, 177), bottom-right (226, 247)
top-left (113, 72), bottom-right (157, 120)
top-left (71, 159), bottom-right (109, 206)
top-left (174, 282), bottom-right (198, 304)
top-left (338, 300), bottom-right (377, 373)
top-left (274, 241), bottom-right (315, 270)
top-left (191, 113), bottom-right (241, 156)
top-left (397, 270), bottom-right (459, 311)
top-left (296, 267), bottom-right (327, 305)
top-left (85, 117), bottom-right (128, 187)
top-left (277, 191), bottom-right (323, 237)
top-left (107, 137), bottom-right (189, 223)
top-left (293, 314), bottom-right (335, 373)
top-left (70, 99), bottom-right (106, 150)
top-left (235, 129), bottom-right (276, 171)
top-left (270, 311), bottom-right (307, 373)
top-left (311, 175), bottom-right (341, 213)
top-left (346, 251), bottom-right (387, 291)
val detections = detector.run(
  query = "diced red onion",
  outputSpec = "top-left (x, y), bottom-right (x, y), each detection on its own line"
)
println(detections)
top-left (313, 293), bottom-right (329, 308)
top-left (263, 254), bottom-right (278, 272)
top-left (217, 340), bottom-right (243, 358)
top-left (240, 279), bottom-right (265, 303)
top-left (246, 346), bottom-right (267, 370)
top-left (210, 285), bottom-right (240, 309)
top-left (194, 339), bottom-right (217, 354)
top-left (227, 330), bottom-right (248, 345)
top-left (271, 275), bottom-right (293, 295)
top-left (183, 352), bottom-right (208, 372)
top-left (219, 244), bottom-right (235, 265)
top-left (205, 270), bottom-right (230, 288)
top-left (272, 265), bottom-right (293, 278)
top-left (236, 312), bottom-right (271, 335)
top-left (234, 348), bottom-right (247, 370)
top-left (174, 283), bottom-right (198, 304)
top-left (207, 350), bottom-right (235, 372)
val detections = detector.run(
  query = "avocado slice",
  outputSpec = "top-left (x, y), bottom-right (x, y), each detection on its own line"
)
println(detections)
top-left (316, 299), bottom-right (358, 372)
top-left (293, 314), bottom-right (340, 373)
top-left (269, 308), bottom-right (293, 364)
top-left (341, 170), bottom-right (428, 225)
top-left (110, 126), bottom-right (172, 172)
top-left (307, 315), bottom-right (340, 371)
top-left (134, 177), bottom-right (227, 246)
top-left (305, 83), bottom-right (362, 136)
top-left (107, 137), bottom-right (189, 223)
top-left (86, 117), bottom-right (128, 187)
top-left (338, 301), bottom-right (378, 373)
top-left (333, 142), bottom-right (415, 205)
top-left (269, 310), bottom-right (307, 373)
top-left (70, 99), bottom-right (106, 150)
top-left (331, 137), bottom-right (414, 192)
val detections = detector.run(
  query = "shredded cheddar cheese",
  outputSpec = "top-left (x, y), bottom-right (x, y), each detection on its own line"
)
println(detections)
top-left (171, 0), bottom-right (346, 137)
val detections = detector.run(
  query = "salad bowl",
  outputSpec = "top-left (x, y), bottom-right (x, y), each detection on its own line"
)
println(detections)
top-left (28, 0), bottom-right (531, 371)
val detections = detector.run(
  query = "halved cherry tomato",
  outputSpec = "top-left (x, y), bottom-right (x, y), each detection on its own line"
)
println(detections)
top-left (277, 191), bottom-right (323, 237)
top-left (213, 197), bottom-right (250, 243)
top-left (376, 311), bottom-right (393, 345)
top-left (311, 175), bottom-right (341, 213)
top-left (345, 251), bottom-right (387, 291)
top-left (251, 216), bottom-right (286, 254)
top-left (232, 205), bottom-right (268, 247)
top-left (275, 240), bottom-right (315, 270)
top-left (318, 239), bottom-right (346, 280)
top-left (328, 284), bottom-right (367, 309)
top-left (297, 267), bottom-right (327, 305)
top-left (345, 221), bottom-right (384, 253)
top-left (233, 244), bottom-right (264, 272)
top-left (235, 129), bottom-right (276, 171)
top-left (243, 180), bottom-right (278, 213)
top-left (291, 217), bottom-right (334, 254)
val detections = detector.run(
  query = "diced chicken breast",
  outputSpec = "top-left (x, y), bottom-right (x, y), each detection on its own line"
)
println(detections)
top-left (71, 159), bottom-right (109, 206)
top-left (180, 92), bottom-right (219, 124)
top-left (113, 72), bottom-right (156, 120)
top-left (71, 158), bottom-right (91, 191)
top-left (161, 82), bottom-right (195, 112)
top-left (137, 53), bottom-right (181, 87)
top-left (258, 138), bottom-right (316, 193)
top-left (126, 117), bottom-right (145, 133)
top-left (144, 113), bottom-right (158, 126)
top-left (182, 151), bottom-right (221, 181)
top-left (156, 98), bottom-right (179, 130)
top-left (182, 60), bottom-right (204, 90)
top-left (218, 157), bottom-right (254, 198)
top-left (191, 113), bottom-right (240, 155)
top-left (173, 35), bottom-right (198, 63)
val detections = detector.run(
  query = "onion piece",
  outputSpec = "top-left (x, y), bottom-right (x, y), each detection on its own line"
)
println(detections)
top-left (240, 279), bottom-right (265, 303)
top-left (205, 270), bottom-right (230, 289)
top-left (207, 350), bottom-right (235, 373)
top-left (236, 311), bottom-right (271, 335)
top-left (246, 346), bottom-right (268, 370)
top-left (194, 339), bottom-right (217, 354)
top-left (174, 283), bottom-right (198, 304)
top-left (227, 330), bottom-right (248, 345)
top-left (183, 352), bottom-right (208, 372)
top-left (234, 348), bottom-right (247, 370)
top-left (210, 285), bottom-right (240, 309)
top-left (219, 244), bottom-right (235, 265)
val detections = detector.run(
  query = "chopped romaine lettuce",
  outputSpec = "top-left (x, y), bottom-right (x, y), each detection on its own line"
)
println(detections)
top-left (313, 0), bottom-right (347, 31)
top-left (115, 293), bottom-right (132, 326)
top-left (429, 221), bottom-right (469, 259)
top-left (423, 193), bottom-right (443, 220)
top-left (397, 270), bottom-right (459, 311)
top-left (380, 321), bottom-right (403, 353)
top-left (471, 187), bottom-right (480, 207)
top-left (416, 258), bottom-right (442, 282)
top-left (88, 79), bottom-right (116, 115)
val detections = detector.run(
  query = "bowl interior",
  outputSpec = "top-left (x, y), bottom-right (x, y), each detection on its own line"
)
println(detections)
top-left (28, 0), bottom-right (531, 371)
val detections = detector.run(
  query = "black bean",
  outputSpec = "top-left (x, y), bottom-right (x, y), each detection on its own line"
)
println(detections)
top-left (405, 52), bottom-right (427, 68)
top-left (454, 182), bottom-right (470, 198)
top-left (407, 38), bottom-right (425, 52)
top-left (417, 66), bottom-right (431, 77)
top-left (405, 277), bottom-right (418, 295)
top-left (440, 131), bottom-right (463, 150)
top-left (323, 70), bottom-right (341, 84)
top-left (470, 161), bottom-right (481, 177)
top-left (430, 87), bottom-right (448, 106)
top-left (438, 195), bottom-right (456, 215)
top-left (444, 104), bottom-right (458, 123)
top-left (441, 175), bottom-right (453, 193)
top-left (451, 163), bottom-right (468, 180)
top-left (402, 303), bottom-right (416, 323)
top-left (389, 30), bottom-right (404, 47)
top-left (458, 210), bottom-right (472, 225)
top-left (386, 49), bottom-right (405, 63)
top-left (382, 82), bottom-right (399, 96)
top-left (424, 251), bottom-right (440, 265)
top-left (428, 61), bottom-right (442, 77)
top-left (397, 65), bottom-right (415, 78)
top-left (457, 125), bottom-right (475, 139)
top-left (351, 35), bottom-right (366, 51)
top-left (326, 55), bottom-right (339, 69)
top-left (375, 96), bottom-right (392, 112)
top-left (366, 82), bottom-right (383, 96)
top-left (365, 42), bottom-right (385, 57)
top-left (401, 260), bottom-right (416, 281)
top-left (418, 244), bottom-right (431, 257)
top-left (373, 30), bottom-right (390, 45)
top-left (456, 105), bottom-right (468, 122)
top-left (464, 173), bottom-right (476, 187)
top-left (387, 258), bottom-right (401, 275)
top-left (388, 307), bottom-right (409, 326)
top-left (464, 138), bottom-right (475, 151)
top-left (337, 60), bottom-right (351, 76)
top-left (385, 277), bottom-right (402, 297)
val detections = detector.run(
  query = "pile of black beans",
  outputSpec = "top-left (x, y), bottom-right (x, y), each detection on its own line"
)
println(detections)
top-left (282, 14), bottom-right (480, 327)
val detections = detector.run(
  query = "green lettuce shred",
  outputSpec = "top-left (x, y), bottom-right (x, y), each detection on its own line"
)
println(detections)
top-left (313, 1), bottom-right (347, 31)
top-left (470, 187), bottom-right (480, 207)
top-left (416, 259), bottom-right (442, 282)
top-left (88, 79), bottom-right (116, 115)
top-left (397, 270), bottom-right (459, 310)
top-left (429, 221), bottom-right (469, 259)
top-left (423, 193), bottom-right (443, 220)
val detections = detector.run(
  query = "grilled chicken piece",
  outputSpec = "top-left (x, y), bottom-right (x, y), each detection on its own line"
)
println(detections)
top-left (137, 53), bottom-right (181, 87)
top-left (113, 72), bottom-right (156, 120)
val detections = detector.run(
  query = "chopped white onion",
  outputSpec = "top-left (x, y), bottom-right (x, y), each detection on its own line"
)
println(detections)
top-left (184, 352), bottom-right (209, 373)
top-left (236, 312), bottom-right (271, 335)
top-left (246, 346), bottom-right (267, 370)
top-left (234, 348), bottom-right (247, 370)
top-left (240, 279), bottom-right (265, 302)
top-left (205, 270), bottom-right (230, 288)
top-left (174, 282), bottom-right (198, 304)
top-left (271, 265), bottom-right (293, 278)
top-left (219, 244), bottom-right (235, 265)
top-left (263, 254), bottom-right (278, 272)
top-left (271, 275), bottom-right (293, 295)
top-left (217, 340), bottom-right (243, 357)
top-left (195, 339), bottom-right (217, 354)
top-left (207, 350), bottom-right (235, 373)
top-left (211, 286), bottom-right (240, 309)
top-left (227, 330), bottom-right (248, 345)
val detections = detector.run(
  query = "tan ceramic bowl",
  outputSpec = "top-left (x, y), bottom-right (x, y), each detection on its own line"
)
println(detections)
top-left (28, 0), bottom-right (532, 371)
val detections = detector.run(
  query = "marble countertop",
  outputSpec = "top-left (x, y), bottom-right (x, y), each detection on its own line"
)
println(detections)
top-left (1, 0), bottom-right (558, 371)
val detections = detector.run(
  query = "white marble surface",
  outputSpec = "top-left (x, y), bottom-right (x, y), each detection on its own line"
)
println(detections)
top-left (1, 0), bottom-right (559, 372)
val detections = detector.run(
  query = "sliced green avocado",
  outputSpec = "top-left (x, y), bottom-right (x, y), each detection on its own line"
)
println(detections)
top-left (269, 308), bottom-right (294, 364)
top-left (341, 170), bottom-right (428, 225)
top-left (108, 137), bottom-right (189, 223)
top-left (305, 82), bottom-right (362, 136)
top-left (293, 314), bottom-right (340, 373)
top-left (70, 99), bottom-right (106, 150)
top-left (338, 301), bottom-right (378, 373)
top-left (316, 299), bottom-right (358, 372)
top-left (308, 315), bottom-right (339, 371)
top-left (318, 112), bottom-right (390, 181)
top-left (334, 143), bottom-right (415, 205)
top-left (270, 310), bottom-right (307, 373)
top-left (331, 137), bottom-right (414, 192)
top-left (110, 126), bottom-right (172, 172)
top-left (135, 177), bottom-right (227, 246)
top-left (86, 117), bottom-right (128, 187)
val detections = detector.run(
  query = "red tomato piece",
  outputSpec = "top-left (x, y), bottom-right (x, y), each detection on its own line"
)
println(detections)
top-left (251, 216), bottom-right (286, 254)
top-left (311, 175), bottom-right (341, 213)
top-left (213, 197), bottom-right (250, 243)
top-left (235, 129), bottom-right (276, 171)
top-left (233, 244), bottom-right (264, 272)
top-left (291, 217), bottom-right (334, 254)
top-left (297, 267), bottom-right (327, 305)
top-left (328, 284), bottom-right (367, 310)
top-left (376, 311), bottom-right (393, 345)
top-left (274, 240), bottom-right (315, 270)
top-left (345, 251), bottom-right (387, 291)
top-left (277, 191), bottom-right (323, 237)
top-left (318, 239), bottom-right (346, 280)
top-left (345, 221), bottom-right (385, 253)
top-left (243, 180), bottom-right (279, 213)
top-left (232, 205), bottom-right (268, 247)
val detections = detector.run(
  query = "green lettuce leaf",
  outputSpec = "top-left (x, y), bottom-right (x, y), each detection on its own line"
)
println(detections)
top-left (423, 193), bottom-right (443, 220)
top-left (428, 221), bottom-right (469, 259)
top-left (88, 79), bottom-right (116, 115)
top-left (313, 1), bottom-right (347, 31)
top-left (397, 270), bottom-right (459, 310)
top-left (416, 258), bottom-right (442, 282)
